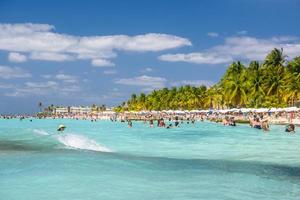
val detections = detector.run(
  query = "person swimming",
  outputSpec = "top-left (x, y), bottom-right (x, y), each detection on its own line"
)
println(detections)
top-left (191, 118), bottom-right (195, 124)
top-left (285, 124), bottom-right (295, 133)
top-left (166, 123), bottom-right (173, 129)
top-left (229, 117), bottom-right (236, 126)
top-left (57, 124), bottom-right (66, 132)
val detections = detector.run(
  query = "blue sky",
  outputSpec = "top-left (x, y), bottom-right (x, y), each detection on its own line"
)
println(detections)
top-left (0, 0), bottom-right (300, 114)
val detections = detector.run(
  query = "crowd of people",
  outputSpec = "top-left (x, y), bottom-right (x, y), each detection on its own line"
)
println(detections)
top-left (116, 112), bottom-right (296, 133)
top-left (0, 110), bottom-right (298, 133)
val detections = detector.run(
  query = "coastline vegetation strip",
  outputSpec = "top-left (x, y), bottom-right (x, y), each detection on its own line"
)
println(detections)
top-left (114, 48), bottom-right (300, 112)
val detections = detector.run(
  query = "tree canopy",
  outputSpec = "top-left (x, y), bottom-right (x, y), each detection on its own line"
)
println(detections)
top-left (115, 49), bottom-right (300, 112)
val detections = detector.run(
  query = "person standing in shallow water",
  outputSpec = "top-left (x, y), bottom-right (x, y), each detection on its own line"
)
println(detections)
top-left (174, 116), bottom-right (179, 127)
top-left (128, 120), bottom-right (132, 128)
top-left (149, 119), bottom-right (154, 128)
top-left (261, 113), bottom-right (270, 131)
top-left (158, 118), bottom-right (166, 127)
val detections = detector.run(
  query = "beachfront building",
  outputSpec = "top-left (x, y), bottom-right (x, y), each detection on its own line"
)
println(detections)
top-left (69, 106), bottom-right (91, 114)
top-left (51, 106), bottom-right (95, 115)
top-left (53, 107), bottom-right (69, 114)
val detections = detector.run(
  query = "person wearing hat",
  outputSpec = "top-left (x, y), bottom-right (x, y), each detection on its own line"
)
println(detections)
top-left (57, 124), bottom-right (66, 132)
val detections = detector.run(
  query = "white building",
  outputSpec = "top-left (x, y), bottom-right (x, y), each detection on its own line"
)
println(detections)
top-left (69, 106), bottom-right (91, 114)
top-left (54, 107), bottom-right (69, 114)
top-left (52, 106), bottom-right (110, 115)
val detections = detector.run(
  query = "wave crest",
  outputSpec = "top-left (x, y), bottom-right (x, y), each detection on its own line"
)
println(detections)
top-left (55, 134), bottom-right (112, 152)
top-left (33, 129), bottom-right (50, 136)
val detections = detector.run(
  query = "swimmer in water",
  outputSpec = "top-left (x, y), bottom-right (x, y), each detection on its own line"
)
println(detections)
top-left (285, 124), bottom-right (295, 133)
top-left (166, 123), bottom-right (173, 129)
top-left (57, 124), bottom-right (66, 132)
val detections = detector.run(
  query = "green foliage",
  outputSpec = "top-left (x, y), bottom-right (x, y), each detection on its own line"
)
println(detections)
top-left (116, 48), bottom-right (300, 111)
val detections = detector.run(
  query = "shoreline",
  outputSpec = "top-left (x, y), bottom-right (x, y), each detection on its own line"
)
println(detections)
top-left (1, 115), bottom-right (300, 126)
top-left (1, 107), bottom-right (300, 126)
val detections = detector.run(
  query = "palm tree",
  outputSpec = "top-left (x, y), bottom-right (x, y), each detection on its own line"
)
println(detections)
top-left (247, 61), bottom-right (265, 107)
top-left (285, 57), bottom-right (300, 106)
top-left (223, 74), bottom-right (248, 107)
top-left (115, 49), bottom-right (300, 111)
top-left (263, 48), bottom-right (285, 68)
top-left (262, 48), bottom-right (286, 106)
top-left (38, 102), bottom-right (43, 112)
top-left (221, 61), bottom-right (247, 107)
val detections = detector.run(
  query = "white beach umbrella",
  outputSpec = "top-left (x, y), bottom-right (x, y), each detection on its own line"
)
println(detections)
top-left (216, 110), bottom-right (224, 113)
top-left (269, 108), bottom-right (278, 112)
top-left (254, 108), bottom-right (269, 113)
top-left (240, 108), bottom-right (250, 113)
top-left (284, 107), bottom-right (300, 112)
top-left (175, 110), bottom-right (185, 114)
top-left (277, 108), bottom-right (284, 112)
top-left (103, 111), bottom-right (116, 114)
top-left (228, 108), bottom-right (239, 112)
top-left (191, 110), bottom-right (202, 113)
top-left (201, 110), bottom-right (209, 113)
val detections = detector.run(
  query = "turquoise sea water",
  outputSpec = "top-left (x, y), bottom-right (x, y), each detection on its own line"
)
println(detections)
top-left (0, 119), bottom-right (300, 200)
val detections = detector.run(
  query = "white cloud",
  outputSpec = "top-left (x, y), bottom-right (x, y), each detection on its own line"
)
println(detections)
top-left (0, 23), bottom-right (54, 34)
top-left (91, 59), bottom-right (115, 67)
top-left (0, 65), bottom-right (31, 79)
top-left (159, 36), bottom-right (300, 64)
top-left (40, 73), bottom-right (78, 83)
top-left (25, 81), bottom-right (58, 88)
top-left (41, 74), bottom-right (52, 79)
top-left (103, 70), bottom-right (117, 75)
top-left (0, 23), bottom-right (191, 66)
top-left (170, 80), bottom-right (214, 87)
top-left (212, 36), bottom-right (300, 60)
top-left (55, 73), bottom-right (78, 83)
top-left (100, 91), bottom-right (124, 100)
top-left (5, 80), bottom-right (82, 97)
top-left (140, 67), bottom-right (153, 73)
top-left (4, 70), bottom-right (84, 97)
top-left (159, 53), bottom-right (232, 64)
top-left (8, 52), bottom-right (27, 62)
top-left (115, 75), bottom-right (167, 90)
top-left (145, 67), bottom-right (153, 72)
top-left (5, 81), bottom-right (58, 97)
top-left (30, 52), bottom-right (74, 61)
top-left (0, 83), bottom-right (14, 89)
top-left (207, 32), bottom-right (219, 37)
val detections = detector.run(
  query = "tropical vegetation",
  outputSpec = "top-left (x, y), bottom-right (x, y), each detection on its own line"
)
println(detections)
top-left (114, 48), bottom-right (300, 111)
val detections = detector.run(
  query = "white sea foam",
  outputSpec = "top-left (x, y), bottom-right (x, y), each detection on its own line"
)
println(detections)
top-left (32, 129), bottom-right (111, 152)
top-left (33, 129), bottom-right (50, 136)
top-left (55, 134), bottom-right (112, 152)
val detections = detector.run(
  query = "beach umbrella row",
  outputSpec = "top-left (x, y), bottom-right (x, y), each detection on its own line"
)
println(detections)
top-left (120, 107), bottom-right (299, 115)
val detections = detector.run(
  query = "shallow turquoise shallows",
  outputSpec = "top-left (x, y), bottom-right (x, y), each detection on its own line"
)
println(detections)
top-left (0, 119), bottom-right (300, 200)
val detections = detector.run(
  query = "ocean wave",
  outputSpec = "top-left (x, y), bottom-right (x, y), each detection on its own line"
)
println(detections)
top-left (33, 129), bottom-right (50, 136)
top-left (54, 134), bottom-right (112, 153)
